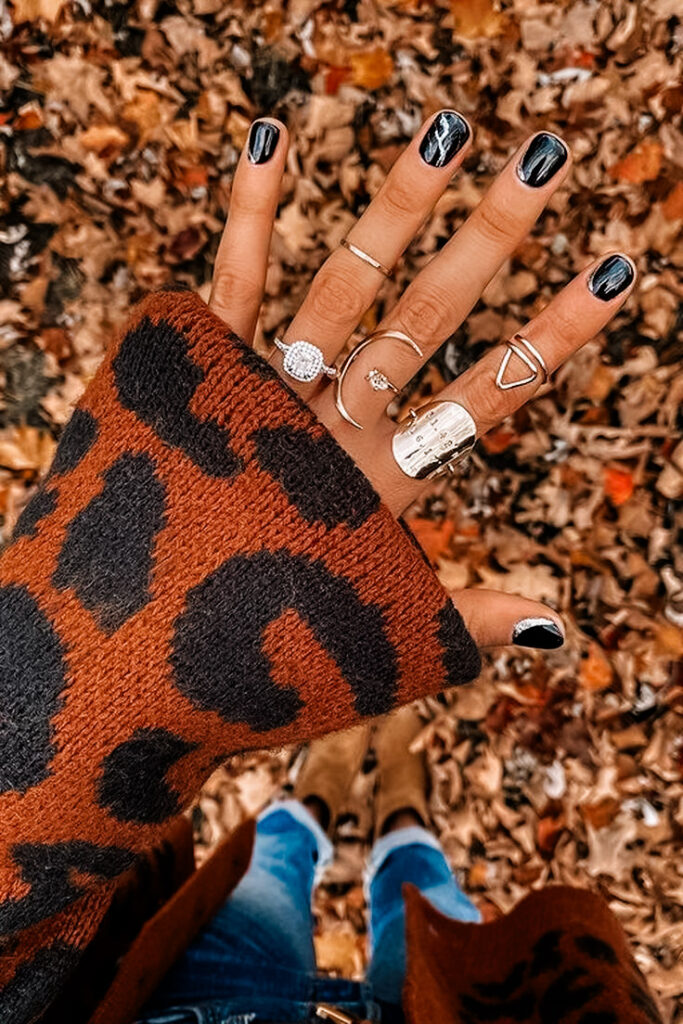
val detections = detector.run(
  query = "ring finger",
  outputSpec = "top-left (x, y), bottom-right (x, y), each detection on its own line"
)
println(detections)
top-left (365, 252), bottom-right (637, 514)
top-left (276, 109), bottom-right (473, 396)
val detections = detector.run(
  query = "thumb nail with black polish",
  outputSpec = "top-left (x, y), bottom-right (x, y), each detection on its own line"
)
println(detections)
top-left (588, 254), bottom-right (635, 301)
top-left (248, 121), bottom-right (280, 164)
top-left (512, 617), bottom-right (565, 650)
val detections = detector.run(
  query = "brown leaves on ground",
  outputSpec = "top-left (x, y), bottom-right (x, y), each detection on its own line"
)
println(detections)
top-left (1, 0), bottom-right (682, 1018)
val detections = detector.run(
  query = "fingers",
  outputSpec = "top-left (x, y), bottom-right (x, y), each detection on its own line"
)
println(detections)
top-left (276, 110), bottom-right (472, 397)
top-left (451, 589), bottom-right (565, 650)
top-left (328, 132), bottom-right (571, 428)
top-left (345, 250), bottom-right (636, 516)
top-left (436, 251), bottom-right (636, 437)
top-left (209, 119), bottom-right (288, 342)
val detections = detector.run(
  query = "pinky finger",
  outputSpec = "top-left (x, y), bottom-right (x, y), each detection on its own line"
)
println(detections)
top-left (209, 118), bottom-right (289, 342)
top-left (452, 589), bottom-right (565, 650)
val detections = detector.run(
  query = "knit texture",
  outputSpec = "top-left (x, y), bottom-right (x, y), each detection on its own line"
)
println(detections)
top-left (403, 884), bottom-right (663, 1024)
top-left (0, 289), bottom-right (480, 1023)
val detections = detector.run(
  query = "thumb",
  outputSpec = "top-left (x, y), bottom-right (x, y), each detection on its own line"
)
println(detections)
top-left (451, 588), bottom-right (565, 651)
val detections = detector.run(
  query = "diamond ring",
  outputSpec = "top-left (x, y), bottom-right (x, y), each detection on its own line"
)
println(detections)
top-left (273, 338), bottom-right (338, 384)
top-left (335, 329), bottom-right (423, 431)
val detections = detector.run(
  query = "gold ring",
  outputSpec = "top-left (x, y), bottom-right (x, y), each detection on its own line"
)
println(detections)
top-left (340, 238), bottom-right (392, 278)
top-left (335, 329), bottom-right (423, 431)
top-left (495, 333), bottom-right (549, 391)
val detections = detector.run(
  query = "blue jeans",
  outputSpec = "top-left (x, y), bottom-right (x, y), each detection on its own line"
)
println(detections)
top-left (138, 800), bottom-right (480, 1023)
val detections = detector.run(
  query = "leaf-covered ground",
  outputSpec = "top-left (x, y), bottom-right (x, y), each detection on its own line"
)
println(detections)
top-left (1, 1), bottom-right (681, 1017)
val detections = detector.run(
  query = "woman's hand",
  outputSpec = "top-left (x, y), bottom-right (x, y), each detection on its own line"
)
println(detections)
top-left (209, 114), bottom-right (636, 652)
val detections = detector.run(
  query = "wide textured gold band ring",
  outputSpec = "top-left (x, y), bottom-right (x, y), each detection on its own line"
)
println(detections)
top-left (335, 329), bottom-right (423, 431)
top-left (340, 237), bottom-right (393, 278)
top-left (392, 400), bottom-right (477, 480)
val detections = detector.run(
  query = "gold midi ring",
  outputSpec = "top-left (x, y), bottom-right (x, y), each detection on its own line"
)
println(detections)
top-left (340, 237), bottom-right (393, 278)
top-left (335, 329), bottom-right (423, 431)
top-left (495, 333), bottom-right (549, 391)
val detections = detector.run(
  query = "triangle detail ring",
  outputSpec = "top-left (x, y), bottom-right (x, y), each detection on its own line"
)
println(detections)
top-left (496, 334), bottom-right (550, 391)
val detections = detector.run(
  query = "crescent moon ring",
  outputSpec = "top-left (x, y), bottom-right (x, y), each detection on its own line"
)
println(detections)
top-left (334, 329), bottom-right (424, 431)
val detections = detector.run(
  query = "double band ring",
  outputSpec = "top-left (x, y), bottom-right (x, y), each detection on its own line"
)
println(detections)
top-left (340, 237), bottom-right (393, 278)
top-left (496, 333), bottom-right (549, 391)
top-left (335, 329), bottom-right (423, 431)
top-left (273, 338), bottom-right (338, 384)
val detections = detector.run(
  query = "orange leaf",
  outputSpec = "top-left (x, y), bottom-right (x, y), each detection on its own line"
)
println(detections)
top-left (537, 813), bottom-right (565, 855)
top-left (662, 182), bottom-right (683, 221)
top-left (350, 48), bottom-right (394, 90)
top-left (604, 466), bottom-right (634, 506)
top-left (176, 165), bottom-right (208, 190)
top-left (325, 65), bottom-right (351, 95)
top-left (609, 141), bottom-right (663, 184)
top-left (581, 797), bottom-right (620, 829)
top-left (654, 624), bottom-right (683, 658)
top-left (408, 516), bottom-right (454, 564)
top-left (579, 643), bottom-right (613, 692)
top-left (480, 427), bottom-right (518, 455)
top-left (450, 0), bottom-right (508, 39)
top-left (80, 124), bottom-right (129, 157)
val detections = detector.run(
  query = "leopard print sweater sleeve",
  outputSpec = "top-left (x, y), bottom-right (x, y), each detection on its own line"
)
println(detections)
top-left (0, 289), bottom-right (480, 1023)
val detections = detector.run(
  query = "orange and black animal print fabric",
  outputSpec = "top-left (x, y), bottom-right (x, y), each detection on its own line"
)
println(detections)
top-left (0, 289), bottom-right (480, 1023)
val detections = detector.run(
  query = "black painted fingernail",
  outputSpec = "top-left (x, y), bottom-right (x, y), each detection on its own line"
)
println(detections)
top-left (247, 121), bottom-right (280, 164)
top-left (419, 111), bottom-right (470, 168)
top-left (588, 254), bottom-right (635, 301)
top-left (517, 133), bottom-right (568, 187)
top-left (512, 618), bottom-right (564, 650)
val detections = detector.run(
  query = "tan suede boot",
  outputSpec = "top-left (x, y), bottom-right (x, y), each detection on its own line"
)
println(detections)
top-left (293, 723), bottom-right (371, 834)
top-left (374, 703), bottom-right (430, 838)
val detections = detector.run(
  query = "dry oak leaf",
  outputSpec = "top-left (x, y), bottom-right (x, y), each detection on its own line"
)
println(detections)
top-left (350, 48), bottom-right (394, 90)
top-left (609, 141), bottom-right (663, 184)
top-left (10, 0), bottom-right (65, 23)
top-left (450, 0), bottom-right (508, 39)
top-left (0, 426), bottom-right (56, 473)
top-left (79, 125), bottom-right (130, 157)
top-left (579, 643), bottom-right (614, 692)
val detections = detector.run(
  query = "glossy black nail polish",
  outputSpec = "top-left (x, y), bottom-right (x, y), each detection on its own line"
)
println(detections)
top-left (248, 121), bottom-right (280, 164)
top-left (588, 254), bottom-right (635, 301)
top-left (419, 111), bottom-right (470, 168)
top-left (517, 133), bottom-right (568, 187)
top-left (512, 618), bottom-right (564, 650)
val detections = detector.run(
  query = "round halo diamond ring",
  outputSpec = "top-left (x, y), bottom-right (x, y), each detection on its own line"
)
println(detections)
top-left (274, 338), bottom-right (337, 384)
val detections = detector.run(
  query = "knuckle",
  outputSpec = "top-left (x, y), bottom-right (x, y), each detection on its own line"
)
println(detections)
top-left (378, 175), bottom-right (420, 221)
top-left (212, 263), bottom-right (262, 309)
top-left (472, 198), bottom-right (520, 250)
top-left (231, 186), bottom-right (272, 221)
top-left (306, 265), bottom-right (366, 326)
top-left (394, 283), bottom-right (452, 344)
top-left (541, 305), bottom-right (583, 352)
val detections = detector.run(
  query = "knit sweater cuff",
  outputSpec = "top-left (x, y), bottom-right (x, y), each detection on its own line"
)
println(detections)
top-left (0, 289), bottom-right (479, 982)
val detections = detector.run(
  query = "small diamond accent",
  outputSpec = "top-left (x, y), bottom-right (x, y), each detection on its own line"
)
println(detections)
top-left (282, 340), bottom-right (324, 383)
top-left (366, 368), bottom-right (393, 391)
